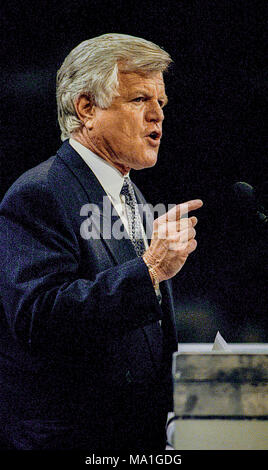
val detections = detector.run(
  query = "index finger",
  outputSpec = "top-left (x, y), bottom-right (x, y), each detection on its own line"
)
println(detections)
top-left (166, 199), bottom-right (203, 222)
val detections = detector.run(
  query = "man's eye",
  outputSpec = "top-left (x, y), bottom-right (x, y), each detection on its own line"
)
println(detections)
top-left (132, 97), bottom-right (144, 102)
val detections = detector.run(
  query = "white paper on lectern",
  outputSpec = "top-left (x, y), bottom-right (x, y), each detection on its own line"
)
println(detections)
top-left (212, 331), bottom-right (231, 351)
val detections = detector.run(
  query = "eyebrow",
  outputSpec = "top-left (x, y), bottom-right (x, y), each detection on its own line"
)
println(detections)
top-left (162, 95), bottom-right (168, 106)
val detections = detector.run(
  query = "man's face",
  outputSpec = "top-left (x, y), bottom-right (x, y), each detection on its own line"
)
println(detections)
top-left (88, 70), bottom-right (168, 174)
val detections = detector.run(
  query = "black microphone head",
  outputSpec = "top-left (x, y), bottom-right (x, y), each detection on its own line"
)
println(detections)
top-left (231, 182), bottom-right (256, 213)
top-left (231, 181), bottom-right (268, 227)
top-left (232, 181), bottom-right (255, 197)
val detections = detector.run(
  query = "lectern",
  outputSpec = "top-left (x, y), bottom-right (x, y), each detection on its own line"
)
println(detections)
top-left (172, 345), bottom-right (268, 449)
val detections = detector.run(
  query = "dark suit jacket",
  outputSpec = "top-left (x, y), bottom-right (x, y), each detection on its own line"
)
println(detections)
top-left (0, 140), bottom-right (177, 451)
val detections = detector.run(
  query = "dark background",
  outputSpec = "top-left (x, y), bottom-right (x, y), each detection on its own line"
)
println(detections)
top-left (1, 0), bottom-right (267, 342)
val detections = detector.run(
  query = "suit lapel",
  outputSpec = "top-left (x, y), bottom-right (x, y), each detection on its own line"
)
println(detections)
top-left (57, 140), bottom-right (137, 265)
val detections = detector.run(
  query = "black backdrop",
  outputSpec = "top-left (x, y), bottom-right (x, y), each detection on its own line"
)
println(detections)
top-left (1, 0), bottom-right (267, 342)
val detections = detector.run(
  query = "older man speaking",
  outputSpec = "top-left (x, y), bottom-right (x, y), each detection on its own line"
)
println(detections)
top-left (0, 34), bottom-right (202, 451)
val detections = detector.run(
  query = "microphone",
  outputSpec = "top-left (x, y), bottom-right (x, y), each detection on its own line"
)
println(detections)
top-left (232, 182), bottom-right (268, 225)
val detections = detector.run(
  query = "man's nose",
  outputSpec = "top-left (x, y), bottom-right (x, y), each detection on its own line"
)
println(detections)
top-left (145, 101), bottom-right (164, 122)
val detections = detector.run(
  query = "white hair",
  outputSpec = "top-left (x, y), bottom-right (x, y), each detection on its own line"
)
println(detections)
top-left (56, 33), bottom-right (172, 141)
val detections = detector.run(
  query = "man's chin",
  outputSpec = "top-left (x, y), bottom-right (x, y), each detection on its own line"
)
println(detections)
top-left (135, 152), bottom-right (158, 170)
top-left (144, 153), bottom-right (158, 168)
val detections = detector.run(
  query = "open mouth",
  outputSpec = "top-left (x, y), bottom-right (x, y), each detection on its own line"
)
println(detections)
top-left (148, 131), bottom-right (160, 140)
top-left (146, 131), bottom-right (161, 143)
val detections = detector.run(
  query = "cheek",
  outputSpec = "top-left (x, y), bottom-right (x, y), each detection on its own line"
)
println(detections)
top-left (95, 110), bottom-right (145, 150)
top-left (117, 110), bottom-right (144, 138)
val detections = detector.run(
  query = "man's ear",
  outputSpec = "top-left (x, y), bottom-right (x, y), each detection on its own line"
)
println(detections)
top-left (75, 94), bottom-right (95, 130)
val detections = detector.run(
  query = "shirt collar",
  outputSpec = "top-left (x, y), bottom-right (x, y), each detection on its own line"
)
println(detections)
top-left (69, 138), bottom-right (129, 201)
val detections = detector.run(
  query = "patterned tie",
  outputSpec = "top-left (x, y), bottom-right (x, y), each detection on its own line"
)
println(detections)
top-left (120, 176), bottom-right (146, 257)
top-left (121, 176), bottom-right (162, 306)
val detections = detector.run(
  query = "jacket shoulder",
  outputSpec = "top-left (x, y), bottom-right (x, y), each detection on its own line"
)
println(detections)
top-left (2, 156), bottom-right (57, 199)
